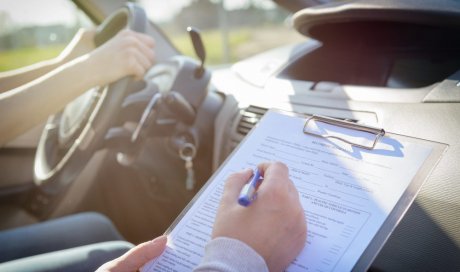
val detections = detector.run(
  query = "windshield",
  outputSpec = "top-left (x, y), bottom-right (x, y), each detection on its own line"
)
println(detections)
top-left (138, 0), bottom-right (304, 66)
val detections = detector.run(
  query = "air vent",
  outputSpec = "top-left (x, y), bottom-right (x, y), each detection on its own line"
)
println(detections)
top-left (236, 105), bottom-right (268, 136)
top-left (236, 106), bottom-right (360, 137)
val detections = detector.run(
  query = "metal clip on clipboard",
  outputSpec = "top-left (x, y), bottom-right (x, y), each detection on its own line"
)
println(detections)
top-left (303, 115), bottom-right (386, 150)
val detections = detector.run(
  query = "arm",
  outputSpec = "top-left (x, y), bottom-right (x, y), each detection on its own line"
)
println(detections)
top-left (194, 237), bottom-right (269, 272)
top-left (195, 162), bottom-right (307, 272)
top-left (0, 29), bottom-right (155, 146)
top-left (94, 162), bottom-right (306, 272)
top-left (0, 29), bottom-right (96, 92)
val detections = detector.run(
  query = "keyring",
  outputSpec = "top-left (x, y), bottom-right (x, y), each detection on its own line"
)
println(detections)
top-left (179, 142), bottom-right (197, 160)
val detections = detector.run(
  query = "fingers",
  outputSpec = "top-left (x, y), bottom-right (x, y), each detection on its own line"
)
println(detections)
top-left (105, 29), bottom-right (155, 80)
top-left (257, 161), bottom-right (298, 197)
top-left (222, 162), bottom-right (295, 205)
top-left (222, 168), bottom-right (253, 202)
top-left (131, 30), bottom-right (155, 48)
top-left (122, 30), bottom-right (155, 63)
top-left (114, 235), bottom-right (167, 271)
top-left (135, 39), bottom-right (156, 65)
top-left (258, 161), bottom-right (289, 187)
top-left (127, 49), bottom-right (152, 80)
top-left (120, 30), bottom-right (155, 78)
top-left (119, 29), bottom-right (155, 53)
top-left (258, 161), bottom-right (288, 174)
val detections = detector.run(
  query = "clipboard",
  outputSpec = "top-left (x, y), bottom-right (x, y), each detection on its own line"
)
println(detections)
top-left (303, 115), bottom-right (385, 150)
top-left (298, 112), bottom-right (447, 271)
top-left (142, 109), bottom-right (447, 272)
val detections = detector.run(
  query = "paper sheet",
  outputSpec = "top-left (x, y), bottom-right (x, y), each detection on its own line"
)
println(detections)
top-left (142, 110), bottom-right (432, 272)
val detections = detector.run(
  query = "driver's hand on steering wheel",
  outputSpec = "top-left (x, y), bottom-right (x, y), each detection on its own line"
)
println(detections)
top-left (84, 29), bottom-right (156, 85)
top-left (24, 27), bottom-right (155, 85)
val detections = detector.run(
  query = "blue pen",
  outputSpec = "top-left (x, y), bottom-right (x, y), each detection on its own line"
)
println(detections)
top-left (238, 169), bottom-right (262, 207)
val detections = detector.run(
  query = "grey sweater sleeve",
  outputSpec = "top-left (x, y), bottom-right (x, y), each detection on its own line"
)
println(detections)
top-left (193, 237), bottom-right (269, 272)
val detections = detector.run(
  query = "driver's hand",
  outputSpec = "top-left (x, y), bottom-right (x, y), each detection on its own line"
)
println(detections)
top-left (84, 29), bottom-right (155, 85)
top-left (96, 235), bottom-right (167, 272)
top-left (212, 162), bottom-right (307, 272)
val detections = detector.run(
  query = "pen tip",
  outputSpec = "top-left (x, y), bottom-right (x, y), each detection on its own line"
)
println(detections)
top-left (238, 198), bottom-right (251, 207)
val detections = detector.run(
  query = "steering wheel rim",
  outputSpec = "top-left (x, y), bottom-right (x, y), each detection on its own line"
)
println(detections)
top-left (34, 3), bottom-right (148, 194)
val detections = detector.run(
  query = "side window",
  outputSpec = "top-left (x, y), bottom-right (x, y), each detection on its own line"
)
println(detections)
top-left (0, 0), bottom-right (93, 72)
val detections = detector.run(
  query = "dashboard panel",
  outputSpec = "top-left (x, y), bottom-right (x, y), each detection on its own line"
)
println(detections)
top-left (210, 29), bottom-right (460, 271)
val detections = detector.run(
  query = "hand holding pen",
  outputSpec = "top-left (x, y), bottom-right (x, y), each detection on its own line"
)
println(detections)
top-left (212, 162), bottom-right (307, 272)
top-left (238, 168), bottom-right (262, 206)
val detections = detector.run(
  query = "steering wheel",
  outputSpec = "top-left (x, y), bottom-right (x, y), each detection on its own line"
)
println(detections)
top-left (34, 4), bottom-right (148, 194)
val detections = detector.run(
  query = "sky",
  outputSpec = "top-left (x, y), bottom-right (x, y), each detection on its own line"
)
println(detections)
top-left (0, 0), bottom-right (276, 27)
top-left (138, 0), bottom-right (192, 23)
top-left (0, 0), bottom-right (79, 26)
top-left (139, 0), bottom-right (274, 23)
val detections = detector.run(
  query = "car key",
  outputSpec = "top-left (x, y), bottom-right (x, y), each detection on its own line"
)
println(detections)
top-left (179, 143), bottom-right (197, 190)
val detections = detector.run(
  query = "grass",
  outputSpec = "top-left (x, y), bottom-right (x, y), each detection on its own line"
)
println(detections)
top-left (0, 45), bottom-right (65, 72)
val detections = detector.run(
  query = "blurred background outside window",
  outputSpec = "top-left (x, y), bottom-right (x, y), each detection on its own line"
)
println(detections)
top-left (140, 0), bottom-right (304, 66)
top-left (0, 0), bottom-right (92, 72)
top-left (0, 0), bottom-right (304, 72)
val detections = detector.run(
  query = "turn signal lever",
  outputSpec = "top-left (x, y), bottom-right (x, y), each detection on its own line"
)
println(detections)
top-left (187, 27), bottom-right (206, 79)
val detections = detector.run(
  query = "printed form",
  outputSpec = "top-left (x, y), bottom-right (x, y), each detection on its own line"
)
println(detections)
top-left (142, 110), bottom-right (433, 272)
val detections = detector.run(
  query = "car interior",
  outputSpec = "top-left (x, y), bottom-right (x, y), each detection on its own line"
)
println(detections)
top-left (0, 0), bottom-right (459, 271)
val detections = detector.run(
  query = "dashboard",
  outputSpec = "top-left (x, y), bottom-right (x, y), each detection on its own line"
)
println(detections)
top-left (209, 43), bottom-right (460, 272)
top-left (202, 4), bottom-right (460, 269)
